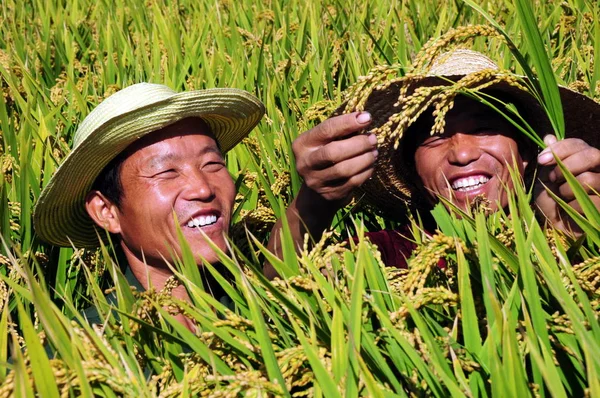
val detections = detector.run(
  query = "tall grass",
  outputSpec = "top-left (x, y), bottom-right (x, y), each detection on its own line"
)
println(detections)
top-left (2, 168), bottom-right (600, 396)
top-left (1, 0), bottom-right (599, 395)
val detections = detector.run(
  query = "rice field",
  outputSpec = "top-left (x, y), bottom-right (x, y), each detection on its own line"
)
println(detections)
top-left (1, 0), bottom-right (600, 395)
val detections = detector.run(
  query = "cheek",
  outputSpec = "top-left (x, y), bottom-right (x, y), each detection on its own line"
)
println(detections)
top-left (120, 185), bottom-right (178, 230)
top-left (515, 144), bottom-right (530, 175)
top-left (496, 138), bottom-right (521, 162)
top-left (216, 173), bottom-right (236, 213)
top-left (138, 185), bottom-right (177, 211)
top-left (414, 148), bottom-right (439, 187)
top-left (497, 140), bottom-right (528, 177)
top-left (152, 185), bottom-right (180, 204)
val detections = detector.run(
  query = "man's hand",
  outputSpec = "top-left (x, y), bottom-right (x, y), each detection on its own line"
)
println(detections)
top-left (535, 134), bottom-right (600, 234)
top-left (265, 112), bottom-right (374, 278)
top-left (293, 111), bottom-right (377, 204)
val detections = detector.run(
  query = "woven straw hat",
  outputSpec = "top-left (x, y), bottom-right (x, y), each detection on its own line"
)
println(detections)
top-left (34, 83), bottom-right (265, 247)
top-left (349, 49), bottom-right (600, 220)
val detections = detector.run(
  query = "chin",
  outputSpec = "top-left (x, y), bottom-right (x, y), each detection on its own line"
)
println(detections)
top-left (193, 245), bottom-right (228, 266)
top-left (181, 232), bottom-right (229, 265)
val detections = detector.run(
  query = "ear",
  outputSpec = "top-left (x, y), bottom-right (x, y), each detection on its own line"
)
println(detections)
top-left (85, 190), bottom-right (122, 234)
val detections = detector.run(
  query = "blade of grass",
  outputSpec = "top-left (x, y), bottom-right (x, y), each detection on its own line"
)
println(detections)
top-left (456, 240), bottom-right (482, 354)
top-left (17, 300), bottom-right (60, 398)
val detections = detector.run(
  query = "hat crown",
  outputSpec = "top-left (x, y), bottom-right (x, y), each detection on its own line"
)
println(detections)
top-left (73, 83), bottom-right (177, 147)
top-left (427, 49), bottom-right (499, 76)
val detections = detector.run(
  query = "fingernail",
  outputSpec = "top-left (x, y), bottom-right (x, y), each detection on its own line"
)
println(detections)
top-left (538, 151), bottom-right (553, 164)
top-left (548, 171), bottom-right (556, 182)
top-left (367, 134), bottom-right (377, 146)
top-left (357, 112), bottom-right (371, 124)
top-left (372, 149), bottom-right (379, 158)
top-left (543, 135), bottom-right (558, 146)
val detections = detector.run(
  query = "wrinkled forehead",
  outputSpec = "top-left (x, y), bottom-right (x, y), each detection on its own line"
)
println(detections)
top-left (121, 117), bottom-right (218, 158)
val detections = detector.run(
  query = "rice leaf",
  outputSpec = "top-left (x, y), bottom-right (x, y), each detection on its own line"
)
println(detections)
top-left (12, 332), bottom-right (35, 398)
top-left (17, 300), bottom-right (60, 398)
top-left (239, 274), bottom-right (290, 397)
top-left (289, 315), bottom-right (341, 398)
top-left (456, 240), bottom-right (482, 354)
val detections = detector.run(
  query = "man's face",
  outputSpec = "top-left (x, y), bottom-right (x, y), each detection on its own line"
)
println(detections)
top-left (114, 118), bottom-right (235, 267)
top-left (413, 97), bottom-right (529, 213)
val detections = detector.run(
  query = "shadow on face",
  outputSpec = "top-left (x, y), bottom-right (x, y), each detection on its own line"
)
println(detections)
top-left (399, 94), bottom-right (538, 213)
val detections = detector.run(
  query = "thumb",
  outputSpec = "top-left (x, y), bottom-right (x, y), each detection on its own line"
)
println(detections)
top-left (543, 134), bottom-right (558, 147)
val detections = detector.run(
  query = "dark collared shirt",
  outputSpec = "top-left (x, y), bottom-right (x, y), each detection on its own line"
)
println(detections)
top-left (82, 265), bottom-right (234, 325)
top-left (81, 265), bottom-right (144, 325)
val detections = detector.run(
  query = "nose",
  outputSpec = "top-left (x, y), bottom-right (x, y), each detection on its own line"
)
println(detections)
top-left (181, 169), bottom-right (215, 201)
top-left (446, 133), bottom-right (482, 165)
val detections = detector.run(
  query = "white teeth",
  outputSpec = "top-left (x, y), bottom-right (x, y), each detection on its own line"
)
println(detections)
top-left (451, 176), bottom-right (490, 192)
top-left (186, 215), bottom-right (218, 228)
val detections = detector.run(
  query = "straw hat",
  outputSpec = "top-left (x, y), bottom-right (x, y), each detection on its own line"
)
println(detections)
top-left (34, 83), bottom-right (265, 247)
top-left (347, 49), bottom-right (600, 220)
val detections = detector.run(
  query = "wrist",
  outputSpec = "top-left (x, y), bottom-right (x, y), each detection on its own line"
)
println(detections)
top-left (296, 184), bottom-right (346, 216)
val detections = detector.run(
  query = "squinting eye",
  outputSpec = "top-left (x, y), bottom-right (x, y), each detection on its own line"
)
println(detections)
top-left (204, 162), bottom-right (226, 172)
top-left (422, 136), bottom-right (447, 147)
top-left (155, 169), bottom-right (177, 178)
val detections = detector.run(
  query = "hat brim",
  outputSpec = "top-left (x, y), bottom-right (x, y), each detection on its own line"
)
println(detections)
top-left (353, 75), bottom-right (600, 221)
top-left (34, 88), bottom-right (265, 247)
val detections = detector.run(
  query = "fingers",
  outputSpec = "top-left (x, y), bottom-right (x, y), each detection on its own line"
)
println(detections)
top-left (293, 112), bottom-right (375, 203)
top-left (306, 163), bottom-right (376, 202)
top-left (300, 133), bottom-right (377, 170)
top-left (531, 135), bottom-right (600, 234)
top-left (569, 196), bottom-right (600, 215)
top-left (549, 172), bottom-right (600, 201)
top-left (297, 112), bottom-right (372, 148)
top-left (535, 169), bottom-right (600, 226)
top-left (554, 195), bottom-right (600, 231)
top-left (538, 136), bottom-right (592, 166)
top-left (537, 136), bottom-right (600, 190)
top-left (543, 134), bottom-right (558, 147)
top-left (302, 150), bottom-right (377, 199)
top-left (538, 148), bottom-right (600, 188)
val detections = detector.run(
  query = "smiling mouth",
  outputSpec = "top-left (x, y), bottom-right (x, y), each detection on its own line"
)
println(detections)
top-left (451, 175), bottom-right (490, 192)
top-left (186, 215), bottom-right (218, 228)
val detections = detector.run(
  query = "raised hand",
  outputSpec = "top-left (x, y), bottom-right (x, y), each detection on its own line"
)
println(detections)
top-left (293, 111), bottom-right (377, 203)
top-left (265, 111), bottom-right (374, 278)
top-left (535, 134), bottom-right (600, 234)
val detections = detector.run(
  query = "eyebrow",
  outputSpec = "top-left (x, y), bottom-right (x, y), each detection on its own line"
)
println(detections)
top-left (146, 146), bottom-right (223, 169)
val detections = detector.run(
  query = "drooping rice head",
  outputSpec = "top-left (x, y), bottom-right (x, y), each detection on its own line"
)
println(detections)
top-left (340, 25), bottom-right (533, 149)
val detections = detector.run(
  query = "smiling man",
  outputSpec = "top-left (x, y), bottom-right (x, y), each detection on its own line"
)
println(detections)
top-left (265, 50), bottom-right (600, 276)
top-left (85, 118), bottom-right (237, 283)
top-left (401, 94), bottom-right (537, 214)
top-left (34, 83), bottom-right (264, 320)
